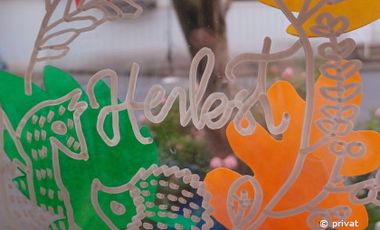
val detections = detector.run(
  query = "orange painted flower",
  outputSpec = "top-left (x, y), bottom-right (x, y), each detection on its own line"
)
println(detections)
top-left (259, 0), bottom-right (380, 37)
top-left (205, 71), bottom-right (380, 229)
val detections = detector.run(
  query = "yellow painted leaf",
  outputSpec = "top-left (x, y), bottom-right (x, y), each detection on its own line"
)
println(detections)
top-left (259, 0), bottom-right (380, 37)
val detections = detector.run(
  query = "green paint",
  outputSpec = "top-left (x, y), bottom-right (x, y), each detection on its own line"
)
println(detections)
top-left (0, 66), bottom-right (158, 229)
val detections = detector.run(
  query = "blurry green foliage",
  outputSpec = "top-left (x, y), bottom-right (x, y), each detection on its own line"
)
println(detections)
top-left (145, 102), bottom-right (211, 177)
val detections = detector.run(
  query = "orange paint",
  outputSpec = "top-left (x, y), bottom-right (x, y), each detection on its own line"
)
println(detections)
top-left (205, 72), bottom-right (380, 229)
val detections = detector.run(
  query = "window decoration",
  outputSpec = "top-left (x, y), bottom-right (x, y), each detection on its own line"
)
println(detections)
top-left (1, 0), bottom-right (380, 229)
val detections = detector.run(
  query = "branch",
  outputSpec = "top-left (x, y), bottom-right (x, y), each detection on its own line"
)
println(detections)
top-left (248, 0), bottom-right (327, 228)
top-left (24, 0), bottom-right (143, 95)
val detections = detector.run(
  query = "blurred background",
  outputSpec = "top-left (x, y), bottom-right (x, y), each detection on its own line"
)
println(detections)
top-left (1, 0), bottom-right (380, 120)
top-left (1, 0), bottom-right (380, 228)
top-left (2, 0), bottom-right (380, 185)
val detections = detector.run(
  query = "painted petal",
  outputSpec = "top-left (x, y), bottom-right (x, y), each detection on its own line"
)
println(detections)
top-left (227, 80), bottom-right (322, 208)
top-left (340, 131), bottom-right (380, 176)
top-left (260, 192), bottom-right (367, 229)
top-left (267, 80), bottom-right (305, 143)
top-left (311, 66), bottom-right (362, 141)
top-left (259, 0), bottom-right (380, 37)
top-left (221, 66), bottom-right (371, 229)
top-left (204, 168), bottom-right (242, 229)
top-left (226, 122), bottom-right (298, 204)
top-left (260, 212), bottom-right (310, 230)
top-left (274, 153), bottom-right (334, 211)
top-left (316, 193), bottom-right (368, 229)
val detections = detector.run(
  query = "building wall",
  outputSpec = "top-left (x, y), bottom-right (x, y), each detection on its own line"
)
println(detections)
top-left (0, 0), bottom-right (379, 74)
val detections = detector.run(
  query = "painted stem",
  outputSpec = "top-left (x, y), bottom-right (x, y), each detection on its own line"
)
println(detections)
top-left (25, 0), bottom-right (60, 95)
top-left (249, 0), bottom-right (321, 228)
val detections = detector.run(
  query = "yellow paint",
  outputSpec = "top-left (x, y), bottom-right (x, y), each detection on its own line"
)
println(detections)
top-left (259, 0), bottom-right (380, 37)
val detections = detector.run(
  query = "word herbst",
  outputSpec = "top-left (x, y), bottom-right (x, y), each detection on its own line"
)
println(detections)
top-left (87, 47), bottom-right (290, 145)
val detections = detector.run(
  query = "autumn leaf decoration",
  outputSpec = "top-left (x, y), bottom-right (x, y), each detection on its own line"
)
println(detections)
top-left (0, 66), bottom-right (213, 229)
top-left (205, 6), bottom-right (380, 230)
top-left (259, 0), bottom-right (380, 37)
top-left (0, 67), bottom-right (158, 229)
top-left (25, 0), bottom-right (143, 95)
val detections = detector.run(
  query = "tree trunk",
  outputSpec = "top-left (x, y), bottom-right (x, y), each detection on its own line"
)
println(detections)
top-left (172, 0), bottom-right (232, 158)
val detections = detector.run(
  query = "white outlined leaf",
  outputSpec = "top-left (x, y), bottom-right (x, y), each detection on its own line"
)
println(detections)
top-left (25, 0), bottom-right (143, 95)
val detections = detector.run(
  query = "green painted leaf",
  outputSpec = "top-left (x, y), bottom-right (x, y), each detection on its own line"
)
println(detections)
top-left (0, 67), bottom-right (158, 229)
